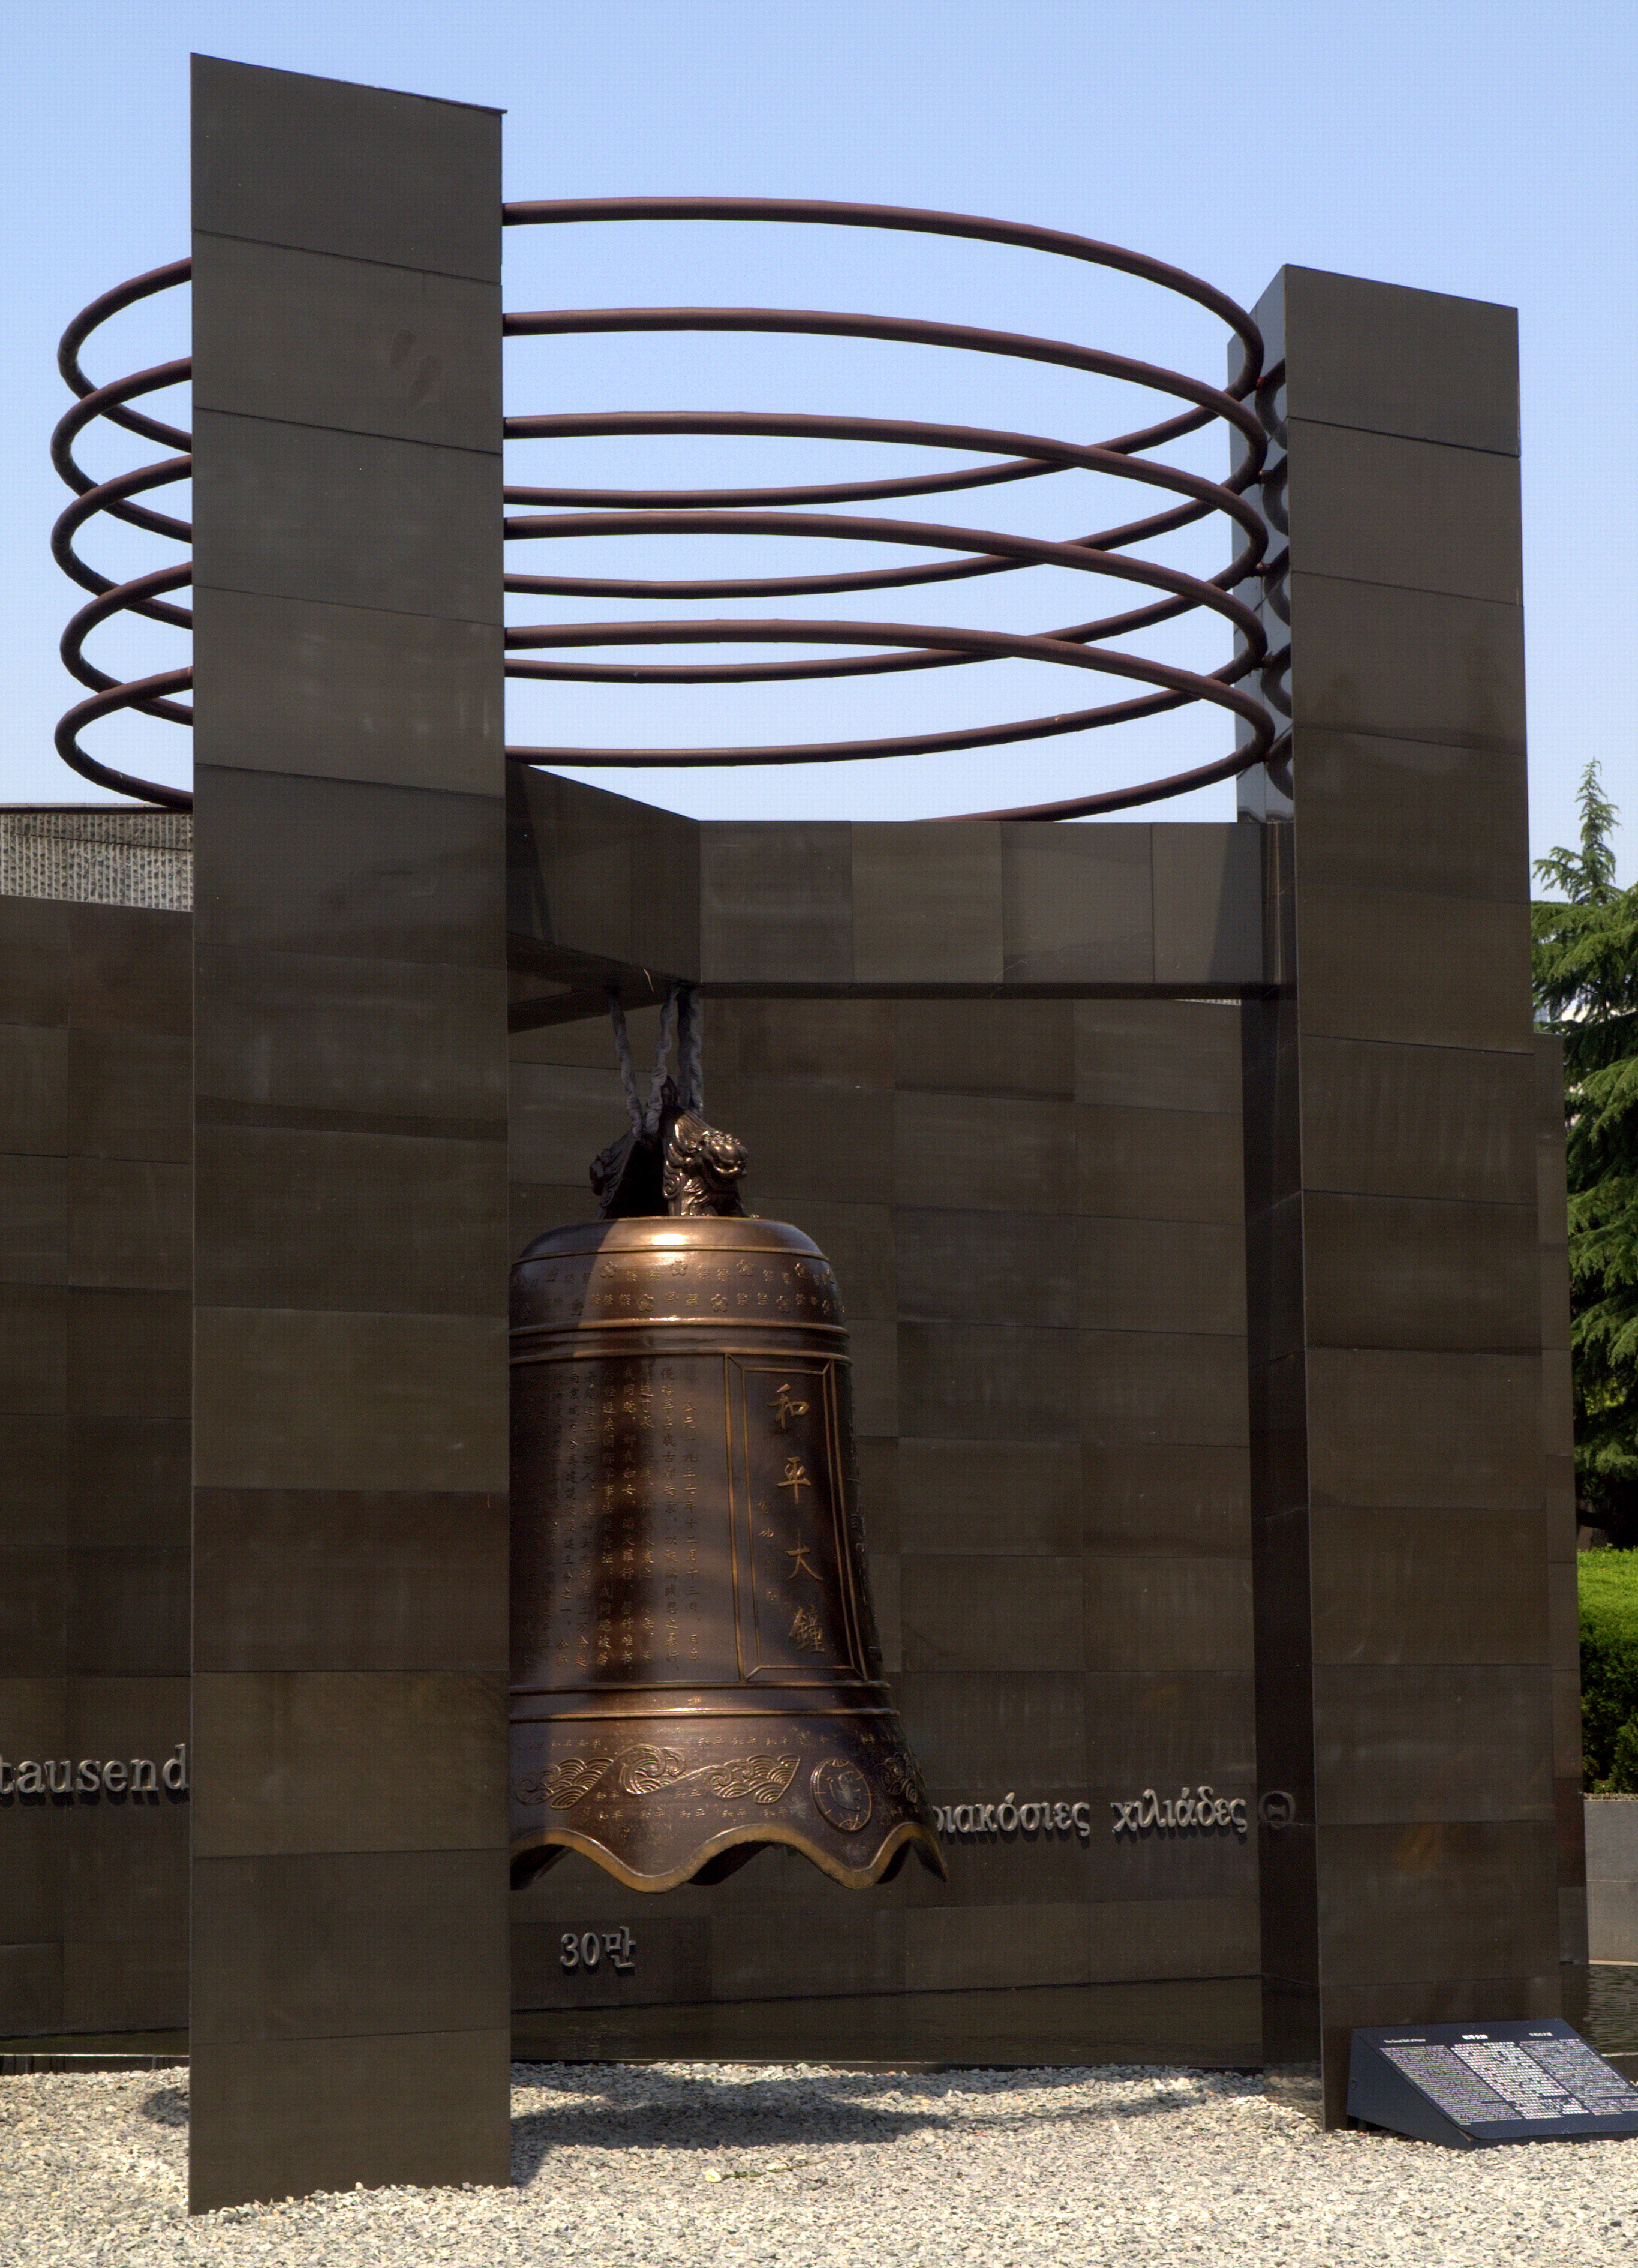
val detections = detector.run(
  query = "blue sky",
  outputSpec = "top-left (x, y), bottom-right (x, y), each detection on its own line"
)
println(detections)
top-left (3, 0), bottom-right (1632, 873)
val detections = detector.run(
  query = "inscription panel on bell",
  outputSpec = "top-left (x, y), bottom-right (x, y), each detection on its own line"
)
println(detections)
top-left (512, 1351), bottom-right (865, 1692)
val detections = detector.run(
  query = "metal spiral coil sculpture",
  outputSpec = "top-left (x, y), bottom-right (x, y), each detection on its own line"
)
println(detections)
top-left (52, 259), bottom-right (193, 811)
top-left (52, 200), bottom-right (1290, 818)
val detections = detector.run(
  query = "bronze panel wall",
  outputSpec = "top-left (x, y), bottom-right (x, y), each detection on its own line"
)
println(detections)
top-left (0, 899), bottom-right (191, 2039)
top-left (504, 771), bottom-right (1267, 1020)
top-left (1237, 267), bottom-right (1558, 2123)
top-left (187, 58), bottom-right (510, 2209)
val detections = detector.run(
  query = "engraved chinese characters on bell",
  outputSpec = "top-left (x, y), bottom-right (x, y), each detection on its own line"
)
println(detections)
top-left (508, 1215), bottom-right (944, 1893)
top-left (769, 1382), bottom-right (809, 1431)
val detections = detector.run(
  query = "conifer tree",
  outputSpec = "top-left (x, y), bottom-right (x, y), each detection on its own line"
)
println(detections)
top-left (1533, 763), bottom-right (1638, 1545)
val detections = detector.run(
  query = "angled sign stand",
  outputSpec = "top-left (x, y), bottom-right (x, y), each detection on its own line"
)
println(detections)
top-left (1348, 2022), bottom-right (1638, 2149)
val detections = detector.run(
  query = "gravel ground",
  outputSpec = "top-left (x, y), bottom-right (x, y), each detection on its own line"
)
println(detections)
top-left (4, 2060), bottom-right (1638, 2267)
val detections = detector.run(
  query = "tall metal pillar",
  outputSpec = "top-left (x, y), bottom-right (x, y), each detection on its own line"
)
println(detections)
top-left (188, 58), bottom-right (510, 2207)
top-left (1240, 268), bottom-right (1557, 2122)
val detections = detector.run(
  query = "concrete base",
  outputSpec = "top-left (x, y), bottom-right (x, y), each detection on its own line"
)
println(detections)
top-left (1587, 1798), bottom-right (1638, 1961)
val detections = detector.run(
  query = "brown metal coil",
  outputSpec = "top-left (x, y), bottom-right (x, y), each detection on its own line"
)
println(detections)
top-left (498, 198), bottom-right (1275, 815)
top-left (50, 201), bottom-right (1279, 817)
top-left (50, 261), bottom-right (192, 809)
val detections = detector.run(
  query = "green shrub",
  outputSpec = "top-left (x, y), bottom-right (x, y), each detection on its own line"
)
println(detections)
top-left (1608, 1717), bottom-right (1638, 1792)
top-left (1579, 1550), bottom-right (1638, 1789)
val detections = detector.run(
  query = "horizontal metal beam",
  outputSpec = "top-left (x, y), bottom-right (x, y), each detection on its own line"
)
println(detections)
top-left (506, 771), bottom-right (1272, 1029)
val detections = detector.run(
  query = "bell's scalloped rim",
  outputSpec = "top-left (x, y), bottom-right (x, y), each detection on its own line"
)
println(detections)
top-left (509, 1815), bottom-right (947, 1894)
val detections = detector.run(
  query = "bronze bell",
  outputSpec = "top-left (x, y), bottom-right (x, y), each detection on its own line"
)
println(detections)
top-left (509, 1064), bottom-right (943, 1892)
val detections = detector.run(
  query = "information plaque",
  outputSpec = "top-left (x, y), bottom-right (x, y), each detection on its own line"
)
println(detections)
top-left (1348, 2020), bottom-right (1638, 2149)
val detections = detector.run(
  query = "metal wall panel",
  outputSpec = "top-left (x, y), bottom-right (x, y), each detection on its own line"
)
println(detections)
top-left (0, 901), bottom-right (191, 2044)
top-left (188, 56), bottom-right (510, 2210)
top-left (1238, 267), bottom-right (1556, 2124)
